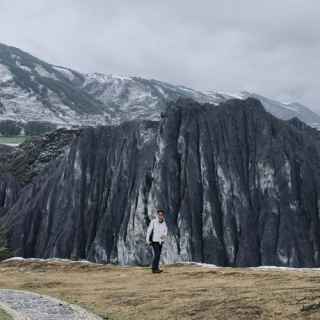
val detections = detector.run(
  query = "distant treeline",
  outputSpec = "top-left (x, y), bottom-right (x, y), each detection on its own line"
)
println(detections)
top-left (0, 120), bottom-right (58, 136)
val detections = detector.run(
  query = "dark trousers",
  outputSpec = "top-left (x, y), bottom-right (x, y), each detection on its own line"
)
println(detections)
top-left (151, 241), bottom-right (163, 270)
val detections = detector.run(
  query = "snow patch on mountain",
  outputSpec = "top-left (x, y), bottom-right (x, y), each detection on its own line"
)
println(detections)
top-left (281, 104), bottom-right (299, 112)
top-left (0, 65), bottom-right (13, 83)
top-left (15, 60), bottom-right (32, 72)
top-left (84, 73), bottom-right (132, 85)
top-left (53, 66), bottom-right (76, 81)
top-left (0, 81), bottom-right (107, 126)
top-left (35, 64), bottom-right (58, 80)
top-left (0, 84), bottom-right (51, 121)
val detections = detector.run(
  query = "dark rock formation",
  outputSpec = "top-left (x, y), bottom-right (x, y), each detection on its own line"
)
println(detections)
top-left (2, 98), bottom-right (320, 267)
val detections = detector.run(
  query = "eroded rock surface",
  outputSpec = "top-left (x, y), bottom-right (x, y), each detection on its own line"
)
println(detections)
top-left (1, 98), bottom-right (320, 267)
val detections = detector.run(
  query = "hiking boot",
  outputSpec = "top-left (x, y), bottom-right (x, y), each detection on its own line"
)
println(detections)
top-left (152, 269), bottom-right (163, 273)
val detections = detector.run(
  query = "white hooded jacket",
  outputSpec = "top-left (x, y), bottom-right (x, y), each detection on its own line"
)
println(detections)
top-left (146, 218), bottom-right (168, 243)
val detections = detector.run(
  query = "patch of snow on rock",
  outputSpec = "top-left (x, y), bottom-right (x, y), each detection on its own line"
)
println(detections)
top-left (53, 66), bottom-right (75, 81)
top-left (35, 65), bottom-right (57, 80)
top-left (183, 262), bottom-right (219, 268)
top-left (2, 257), bottom-right (103, 265)
top-left (15, 60), bottom-right (32, 72)
top-left (0, 64), bottom-right (13, 82)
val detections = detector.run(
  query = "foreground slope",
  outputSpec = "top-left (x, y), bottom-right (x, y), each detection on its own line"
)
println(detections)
top-left (1, 259), bottom-right (320, 320)
top-left (2, 98), bottom-right (320, 267)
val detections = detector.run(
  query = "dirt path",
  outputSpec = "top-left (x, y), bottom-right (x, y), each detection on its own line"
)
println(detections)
top-left (0, 290), bottom-right (102, 320)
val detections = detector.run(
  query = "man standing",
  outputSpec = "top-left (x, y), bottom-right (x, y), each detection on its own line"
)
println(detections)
top-left (146, 209), bottom-right (168, 273)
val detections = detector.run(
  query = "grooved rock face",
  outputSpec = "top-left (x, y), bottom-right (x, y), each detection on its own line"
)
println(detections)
top-left (1, 98), bottom-right (320, 267)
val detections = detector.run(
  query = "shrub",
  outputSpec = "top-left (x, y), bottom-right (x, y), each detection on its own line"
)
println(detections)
top-left (0, 226), bottom-right (12, 261)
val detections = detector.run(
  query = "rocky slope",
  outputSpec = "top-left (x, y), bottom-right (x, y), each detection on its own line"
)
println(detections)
top-left (0, 43), bottom-right (107, 132)
top-left (0, 42), bottom-right (218, 134)
top-left (1, 97), bottom-right (320, 267)
top-left (1, 42), bottom-right (320, 135)
top-left (238, 91), bottom-right (320, 130)
top-left (81, 73), bottom-right (220, 125)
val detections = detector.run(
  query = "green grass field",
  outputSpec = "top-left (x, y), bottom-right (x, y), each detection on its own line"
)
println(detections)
top-left (0, 309), bottom-right (12, 320)
top-left (0, 136), bottom-right (28, 145)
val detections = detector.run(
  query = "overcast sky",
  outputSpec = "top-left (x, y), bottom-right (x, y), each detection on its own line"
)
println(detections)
top-left (1, 0), bottom-right (320, 110)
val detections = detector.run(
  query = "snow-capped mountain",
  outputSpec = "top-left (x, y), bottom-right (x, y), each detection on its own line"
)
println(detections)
top-left (205, 90), bottom-right (320, 130)
top-left (80, 75), bottom-right (320, 129)
top-left (0, 43), bottom-right (107, 128)
top-left (237, 92), bottom-right (320, 130)
top-left (81, 73), bottom-right (220, 124)
top-left (0, 42), bottom-right (320, 135)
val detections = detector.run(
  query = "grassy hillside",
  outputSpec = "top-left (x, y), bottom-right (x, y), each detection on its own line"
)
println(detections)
top-left (0, 136), bottom-right (27, 145)
top-left (0, 260), bottom-right (320, 319)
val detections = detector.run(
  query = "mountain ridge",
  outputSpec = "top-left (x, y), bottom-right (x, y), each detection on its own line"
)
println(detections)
top-left (0, 42), bottom-right (320, 135)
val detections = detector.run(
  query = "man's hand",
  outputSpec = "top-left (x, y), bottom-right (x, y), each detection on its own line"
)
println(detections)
top-left (160, 235), bottom-right (166, 241)
top-left (147, 241), bottom-right (152, 246)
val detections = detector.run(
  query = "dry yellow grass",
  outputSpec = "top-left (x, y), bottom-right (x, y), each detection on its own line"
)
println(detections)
top-left (0, 260), bottom-right (320, 319)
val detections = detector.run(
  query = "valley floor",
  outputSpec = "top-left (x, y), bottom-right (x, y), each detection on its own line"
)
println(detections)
top-left (0, 136), bottom-right (27, 146)
top-left (0, 259), bottom-right (320, 320)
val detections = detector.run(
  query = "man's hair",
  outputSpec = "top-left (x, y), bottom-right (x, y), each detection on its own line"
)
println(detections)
top-left (157, 209), bottom-right (165, 214)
